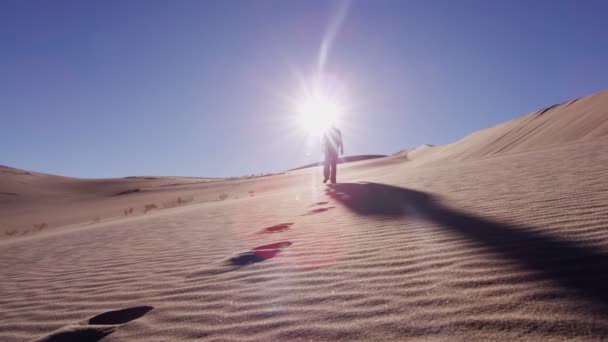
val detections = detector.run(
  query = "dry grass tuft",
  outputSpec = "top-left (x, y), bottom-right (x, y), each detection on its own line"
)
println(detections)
top-left (124, 207), bottom-right (135, 216)
top-left (91, 216), bottom-right (101, 224)
top-left (144, 203), bottom-right (158, 213)
top-left (0, 222), bottom-right (49, 236)
top-left (32, 222), bottom-right (47, 231)
top-left (177, 196), bottom-right (193, 205)
top-left (218, 193), bottom-right (229, 201)
top-left (3, 222), bottom-right (46, 238)
top-left (163, 196), bottom-right (194, 209)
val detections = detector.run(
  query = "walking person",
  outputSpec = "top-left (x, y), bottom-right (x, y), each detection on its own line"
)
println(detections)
top-left (322, 124), bottom-right (344, 184)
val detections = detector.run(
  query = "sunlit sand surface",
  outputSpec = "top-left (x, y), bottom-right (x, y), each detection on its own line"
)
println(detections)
top-left (2, 90), bottom-right (608, 341)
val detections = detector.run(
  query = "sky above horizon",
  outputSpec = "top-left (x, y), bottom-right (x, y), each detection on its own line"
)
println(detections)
top-left (2, 0), bottom-right (608, 178)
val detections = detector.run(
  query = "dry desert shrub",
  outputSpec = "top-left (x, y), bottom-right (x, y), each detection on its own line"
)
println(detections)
top-left (144, 203), bottom-right (158, 213)
top-left (32, 222), bottom-right (48, 231)
top-left (177, 196), bottom-right (193, 205)
top-left (91, 216), bottom-right (101, 224)
top-left (163, 196), bottom-right (194, 209)
top-left (218, 193), bottom-right (228, 201)
top-left (2, 223), bottom-right (46, 238)
top-left (124, 207), bottom-right (135, 216)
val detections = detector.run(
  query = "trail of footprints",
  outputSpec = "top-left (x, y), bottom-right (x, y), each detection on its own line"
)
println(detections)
top-left (186, 200), bottom-right (336, 279)
top-left (32, 306), bottom-right (154, 342)
top-left (33, 201), bottom-right (335, 341)
top-left (226, 201), bottom-right (335, 267)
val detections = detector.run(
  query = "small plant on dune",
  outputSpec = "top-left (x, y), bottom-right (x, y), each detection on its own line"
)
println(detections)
top-left (144, 203), bottom-right (158, 213)
top-left (162, 196), bottom-right (194, 209)
top-left (5, 229), bottom-right (18, 236)
top-left (218, 193), bottom-right (228, 201)
top-left (162, 200), bottom-right (175, 209)
top-left (91, 216), bottom-right (101, 224)
top-left (32, 222), bottom-right (48, 231)
top-left (123, 207), bottom-right (134, 216)
top-left (177, 196), bottom-right (193, 205)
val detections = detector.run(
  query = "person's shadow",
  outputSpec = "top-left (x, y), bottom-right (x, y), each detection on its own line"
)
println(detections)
top-left (326, 182), bottom-right (608, 310)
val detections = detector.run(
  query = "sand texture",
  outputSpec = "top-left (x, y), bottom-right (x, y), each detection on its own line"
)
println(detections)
top-left (2, 90), bottom-right (608, 341)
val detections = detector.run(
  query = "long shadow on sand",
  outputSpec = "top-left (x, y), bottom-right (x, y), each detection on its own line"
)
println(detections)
top-left (326, 182), bottom-right (608, 308)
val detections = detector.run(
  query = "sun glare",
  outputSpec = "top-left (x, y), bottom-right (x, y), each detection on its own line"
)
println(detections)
top-left (297, 92), bottom-right (343, 134)
top-left (294, 74), bottom-right (347, 136)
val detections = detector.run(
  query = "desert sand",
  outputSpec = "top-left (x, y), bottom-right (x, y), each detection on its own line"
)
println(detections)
top-left (2, 90), bottom-right (608, 341)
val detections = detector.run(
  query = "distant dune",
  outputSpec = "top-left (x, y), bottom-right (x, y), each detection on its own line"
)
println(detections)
top-left (289, 154), bottom-right (387, 171)
top-left (2, 90), bottom-right (608, 341)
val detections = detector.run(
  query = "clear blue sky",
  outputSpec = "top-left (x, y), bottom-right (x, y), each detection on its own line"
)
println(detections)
top-left (2, 0), bottom-right (607, 178)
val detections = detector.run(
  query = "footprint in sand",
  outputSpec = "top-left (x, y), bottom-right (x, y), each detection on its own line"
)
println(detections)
top-left (187, 241), bottom-right (293, 278)
top-left (32, 306), bottom-right (154, 342)
top-left (190, 199), bottom-right (333, 278)
top-left (228, 241), bottom-right (293, 265)
top-left (257, 223), bottom-right (294, 234)
top-left (87, 306), bottom-right (154, 325)
top-left (312, 201), bottom-right (329, 206)
top-left (301, 206), bottom-right (335, 216)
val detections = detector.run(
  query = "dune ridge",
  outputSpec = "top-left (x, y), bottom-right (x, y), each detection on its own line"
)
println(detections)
top-left (397, 89), bottom-right (608, 164)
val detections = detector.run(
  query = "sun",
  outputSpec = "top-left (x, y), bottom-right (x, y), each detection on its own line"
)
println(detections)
top-left (295, 87), bottom-right (345, 135)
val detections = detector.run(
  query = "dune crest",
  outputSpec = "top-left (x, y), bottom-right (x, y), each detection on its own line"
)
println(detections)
top-left (419, 90), bottom-right (608, 163)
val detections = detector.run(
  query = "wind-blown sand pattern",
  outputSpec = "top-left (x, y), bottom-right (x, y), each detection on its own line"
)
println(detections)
top-left (2, 90), bottom-right (608, 341)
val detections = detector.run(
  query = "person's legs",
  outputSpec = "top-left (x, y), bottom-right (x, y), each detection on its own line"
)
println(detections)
top-left (330, 153), bottom-right (338, 183)
top-left (323, 153), bottom-right (330, 183)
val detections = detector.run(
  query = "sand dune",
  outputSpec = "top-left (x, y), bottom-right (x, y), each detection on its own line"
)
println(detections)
top-left (288, 155), bottom-right (387, 171)
top-left (403, 90), bottom-right (608, 164)
top-left (1, 90), bottom-right (608, 341)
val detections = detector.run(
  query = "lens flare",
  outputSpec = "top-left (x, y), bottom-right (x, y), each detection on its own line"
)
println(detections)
top-left (293, 72), bottom-right (348, 136)
top-left (296, 89), bottom-right (344, 134)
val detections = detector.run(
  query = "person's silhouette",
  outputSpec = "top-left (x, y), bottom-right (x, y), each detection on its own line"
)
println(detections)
top-left (322, 124), bottom-right (343, 184)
